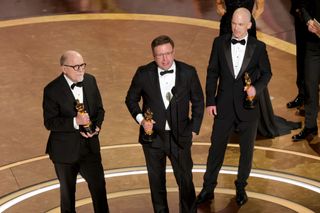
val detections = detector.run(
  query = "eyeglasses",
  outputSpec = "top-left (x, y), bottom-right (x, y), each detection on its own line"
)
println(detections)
top-left (63, 63), bottom-right (86, 71)
top-left (154, 51), bottom-right (173, 59)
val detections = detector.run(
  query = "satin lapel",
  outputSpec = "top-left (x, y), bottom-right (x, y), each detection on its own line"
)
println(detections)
top-left (82, 75), bottom-right (91, 114)
top-left (173, 61), bottom-right (182, 103)
top-left (237, 37), bottom-right (255, 80)
top-left (224, 38), bottom-right (235, 78)
top-left (148, 65), bottom-right (166, 109)
top-left (59, 74), bottom-right (76, 104)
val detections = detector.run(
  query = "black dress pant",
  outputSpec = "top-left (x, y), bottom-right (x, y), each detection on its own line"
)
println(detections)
top-left (202, 114), bottom-right (258, 192)
top-left (294, 15), bottom-right (307, 97)
top-left (142, 132), bottom-right (196, 213)
top-left (304, 41), bottom-right (320, 128)
top-left (53, 144), bottom-right (109, 213)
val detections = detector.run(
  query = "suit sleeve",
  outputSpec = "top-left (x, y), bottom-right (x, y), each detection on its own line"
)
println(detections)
top-left (300, 0), bottom-right (312, 23)
top-left (190, 68), bottom-right (204, 134)
top-left (206, 38), bottom-right (220, 107)
top-left (125, 68), bottom-right (143, 122)
top-left (252, 42), bottom-right (272, 96)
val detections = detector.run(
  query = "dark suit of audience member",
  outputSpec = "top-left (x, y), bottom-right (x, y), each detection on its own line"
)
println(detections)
top-left (287, 0), bottom-right (308, 109)
top-left (196, 8), bottom-right (272, 206)
top-left (43, 50), bottom-right (109, 213)
top-left (292, 0), bottom-right (320, 142)
top-left (126, 35), bottom-right (204, 213)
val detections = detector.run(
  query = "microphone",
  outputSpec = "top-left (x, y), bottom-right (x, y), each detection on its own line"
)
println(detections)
top-left (169, 86), bottom-right (178, 139)
top-left (166, 92), bottom-right (172, 102)
top-left (171, 86), bottom-right (179, 102)
top-left (170, 86), bottom-right (182, 203)
top-left (171, 86), bottom-right (176, 97)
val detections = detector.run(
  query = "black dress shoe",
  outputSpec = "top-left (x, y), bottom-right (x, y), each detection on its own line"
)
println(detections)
top-left (236, 188), bottom-right (248, 206)
top-left (296, 106), bottom-right (305, 116)
top-left (196, 189), bottom-right (214, 204)
top-left (292, 127), bottom-right (318, 142)
top-left (287, 96), bottom-right (304, 108)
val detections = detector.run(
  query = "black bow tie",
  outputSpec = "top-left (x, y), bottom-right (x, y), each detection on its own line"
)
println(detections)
top-left (160, 69), bottom-right (174, 76)
top-left (231, 39), bottom-right (246, 45)
top-left (71, 81), bottom-right (83, 89)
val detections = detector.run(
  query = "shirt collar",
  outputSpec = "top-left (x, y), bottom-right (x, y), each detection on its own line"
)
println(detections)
top-left (63, 74), bottom-right (75, 88)
top-left (231, 34), bottom-right (248, 44)
top-left (158, 61), bottom-right (176, 75)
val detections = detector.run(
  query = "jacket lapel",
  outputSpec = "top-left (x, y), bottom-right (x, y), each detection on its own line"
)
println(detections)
top-left (223, 35), bottom-right (235, 78)
top-left (237, 36), bottom-right (256, 79)
top-left (172, 61), bottom-right (182, 103)
top-left (57, 74), bottom-right (78, 116)
top-left (148, 63), bottom-right (166, 109)
top-left (82, 74), bottom-right (92, 114)
top-left (59, 74), bottom-right (76, 103)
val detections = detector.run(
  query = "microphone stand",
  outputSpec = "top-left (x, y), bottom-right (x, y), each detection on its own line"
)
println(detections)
top-left (170, 87), bottom-right (183, 212)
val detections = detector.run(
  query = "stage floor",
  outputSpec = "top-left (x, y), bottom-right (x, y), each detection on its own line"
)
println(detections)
top-left (0, 1), bottom-right (319, 212)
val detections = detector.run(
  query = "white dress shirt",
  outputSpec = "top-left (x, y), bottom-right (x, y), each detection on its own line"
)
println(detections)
top-left (136, 62), bottom-right (176, 130)
top-left (64, 75), bottom-right (83, 129)
top-left (231, 35), bottom-right (248, 78)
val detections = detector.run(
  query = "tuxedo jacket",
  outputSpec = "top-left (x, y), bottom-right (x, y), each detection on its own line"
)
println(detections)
top-left (125, 60), bottom-right (204, 148)
top-left (206, 34), bottom-right (272, 121)
top-left (43, 73), bottom-right (105, 163)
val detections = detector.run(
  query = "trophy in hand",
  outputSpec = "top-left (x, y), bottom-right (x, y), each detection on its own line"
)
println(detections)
top-left (142, 108), bottom-right (154, 142)
top-left (75, 99), bottom-right (94, 134)
top-left (244, 72), bottom-right (256, 109)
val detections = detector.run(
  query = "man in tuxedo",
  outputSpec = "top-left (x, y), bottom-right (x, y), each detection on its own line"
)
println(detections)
top-left (125, 35), bottom-right (204, 213)
top-left (43, 50), bottom-right (109, 213)
top-left (292, 0), bottom-right (320, 142)
top-left (196, 8), bottom-right (272, 206)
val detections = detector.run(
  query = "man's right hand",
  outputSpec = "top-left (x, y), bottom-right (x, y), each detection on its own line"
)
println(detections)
top-left (76, 112), bottom-right (90, 125)
top-left (80, 126), bottom-right (100, 138)
top-left (141, 119), bottom-right (155, 132)
top-left (206, 106), bottom-right (217, 117)
top-left (307, 20), bottom-right (320, 37)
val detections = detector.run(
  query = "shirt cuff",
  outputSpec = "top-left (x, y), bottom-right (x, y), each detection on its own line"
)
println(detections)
top-left (136, 113), bottom-right (144, 125)
top-left (73, 117), bottom-right (79, 129)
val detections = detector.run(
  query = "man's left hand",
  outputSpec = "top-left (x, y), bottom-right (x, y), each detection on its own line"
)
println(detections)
top-left (192, 132), bottom-right (197, 138)
top-left (80, 127), bottom-right (100, 138)
top-left (244, 85), bottom-right (256, 97)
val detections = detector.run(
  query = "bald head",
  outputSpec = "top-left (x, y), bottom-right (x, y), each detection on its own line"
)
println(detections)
top-left (231, 7), bottom-right (252, 39)
top-left (232, 8), bottom-right (252, 23)
top-left (60, 50), bottom-right (83, 66)
top-left (60, 50), bottom-right (85, 83)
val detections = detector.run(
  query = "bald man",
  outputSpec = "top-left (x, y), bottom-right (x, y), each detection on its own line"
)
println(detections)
top-left (196, 8), bottom-right (272, 206)
top-left (43, 50), bottom-right (109, 212)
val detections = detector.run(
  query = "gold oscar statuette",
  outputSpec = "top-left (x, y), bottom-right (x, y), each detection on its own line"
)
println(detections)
top-left (75, 99), bottom-right (94, 134)
top-left (244, 72), bottom-right (256, 109)
top-left (142, 108), bottom-right (154, 142)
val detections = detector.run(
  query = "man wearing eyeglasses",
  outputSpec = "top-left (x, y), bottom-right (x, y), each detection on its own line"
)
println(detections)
top-left (43, 50), bottom-right (109, 213)
top-left (126, 35), bottom-right (204, 213)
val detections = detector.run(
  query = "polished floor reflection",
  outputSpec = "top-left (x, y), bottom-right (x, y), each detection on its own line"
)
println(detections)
top-left (0, 0), bottom-right (319, 212)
